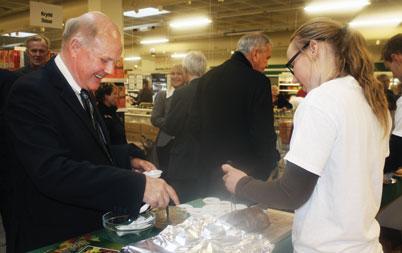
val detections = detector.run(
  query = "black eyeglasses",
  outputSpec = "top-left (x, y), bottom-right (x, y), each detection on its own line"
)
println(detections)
top-left (286, 42), bottom-right (310, 75)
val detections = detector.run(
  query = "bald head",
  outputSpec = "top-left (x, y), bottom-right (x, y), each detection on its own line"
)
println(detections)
top-left (62, 11), bottom-right (121, 49)
top-left (60, 11), bottom-right (122, 91)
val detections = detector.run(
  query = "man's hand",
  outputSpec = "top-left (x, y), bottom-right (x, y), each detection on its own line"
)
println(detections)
top-left (143, 176), bottom-right (180, 208)
top-left (222, 164), bottom-right (247, 194)
top-left (131, 158), bottom-right (156, 172)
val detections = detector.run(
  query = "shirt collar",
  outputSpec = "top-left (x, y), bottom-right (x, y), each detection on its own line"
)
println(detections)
top-left (54, 54), bottom-right (82, 95)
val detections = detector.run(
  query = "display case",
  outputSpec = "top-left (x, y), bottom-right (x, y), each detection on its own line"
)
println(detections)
top-left (278, 72), bottom-right (300, 96)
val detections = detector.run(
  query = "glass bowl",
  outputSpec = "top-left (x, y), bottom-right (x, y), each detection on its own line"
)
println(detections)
top-left (102, 211), bottom-right (156, 237)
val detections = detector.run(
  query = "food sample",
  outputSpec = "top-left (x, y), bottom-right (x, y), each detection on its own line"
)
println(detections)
top-left (220, 206), bottom-right (271, 232)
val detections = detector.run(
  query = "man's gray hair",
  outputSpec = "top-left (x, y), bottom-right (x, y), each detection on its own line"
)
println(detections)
top-left (61, 12), bottom-right (102, 48)
top-left (237, 33), bottom-right (272, 55)
top-left (182, 51), bottom-right (207, 77)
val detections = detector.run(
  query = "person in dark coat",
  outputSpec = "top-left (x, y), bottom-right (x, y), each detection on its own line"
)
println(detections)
top-left (382, 34), bottom-right (402, 174)
top-left (193, 33), bottom-right (280, 199)
top-left (4, 12), bottom-right (178, 252)
top-left (163, 51), bottom-right (207, 202)
top-left (96, 83), bottom-right (127, 145)
top-left (14, 35), bottom-right (50, 76)
top-left (0, 69), bottom-right (18, 247)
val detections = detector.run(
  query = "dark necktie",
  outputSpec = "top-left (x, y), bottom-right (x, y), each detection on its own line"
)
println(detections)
top-left (80, 89), bottom-right (113, 163)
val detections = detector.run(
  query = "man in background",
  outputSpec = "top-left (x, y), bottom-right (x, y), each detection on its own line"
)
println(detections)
top-left (15, 35), bottom-right (50, 76)
top-left (194, 33), bottom-right (279, 198)
top-left (382, 33), bottom-right (402, 174)
top-left (5, 12), bottom-right (178, 252)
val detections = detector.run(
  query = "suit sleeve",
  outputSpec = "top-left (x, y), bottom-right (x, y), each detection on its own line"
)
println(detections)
top-left (5, 81), bottom-right (145, 215)
top-left (163, 88), bottom-right (187, 136)
top-left (248, 76), bottom-right (279, 180)
top-left (151, 91), bottom-right (166, 128)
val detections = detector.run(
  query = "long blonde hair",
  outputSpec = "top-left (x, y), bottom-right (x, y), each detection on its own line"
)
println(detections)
top-left (290, 18), bottom-right (389, 135)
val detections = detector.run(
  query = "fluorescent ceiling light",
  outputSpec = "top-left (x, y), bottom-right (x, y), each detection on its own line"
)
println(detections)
top-left (124, 56), bottom-right (141, 61)
top-left (124, 7), bottom-right (169, 18)
top-left (225, 29), bottom-right (263, 36)
top-left (2, 32), bottom-right (37, 38)
top-left (349, 17), bottom-right (402, 27)
top-left (171, 53), bottom-right (187, 59)
top-left (169, 17), bottom-right (212, 29)
top-left (304, 0), bottom-right (370, 14)
top-left (140, 38), bottom-right (169, 45)
top-left (124, 23), bottom-right (160, 32)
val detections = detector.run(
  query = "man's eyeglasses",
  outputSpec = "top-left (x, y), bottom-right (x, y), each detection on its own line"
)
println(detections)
top-left (285, 42), bottom-right (309, 75)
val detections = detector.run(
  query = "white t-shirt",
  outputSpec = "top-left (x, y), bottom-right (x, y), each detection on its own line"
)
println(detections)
top-left (285, 75), bottom-right (390, 253)
top-left (392, 96), bottom-right (402, 137)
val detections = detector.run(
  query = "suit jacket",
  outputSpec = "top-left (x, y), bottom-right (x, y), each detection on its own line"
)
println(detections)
top-left (4, 59), bottom-right (146, 252)
top-left (163, 78), bottom-right (201, 180)
top-left (0, 69), bottom-right (18, 242)
top-left (194, 51), bottom-right (279, 197)
top-left (97, 103), bottom-right (127, 145)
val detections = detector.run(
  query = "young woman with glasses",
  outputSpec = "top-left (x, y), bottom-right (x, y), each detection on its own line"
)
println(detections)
top-left (222, 18), bottom-right (391, 252)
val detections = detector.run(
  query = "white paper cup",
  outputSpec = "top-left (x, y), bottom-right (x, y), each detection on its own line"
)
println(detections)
top-left (144, 169), bottom-right (163, 178)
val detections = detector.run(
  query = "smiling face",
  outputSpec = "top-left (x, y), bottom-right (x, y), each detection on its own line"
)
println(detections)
top-left (170, 66), bottom-right (185, 88)
top-left (67, 29), bottom-right (122, 91)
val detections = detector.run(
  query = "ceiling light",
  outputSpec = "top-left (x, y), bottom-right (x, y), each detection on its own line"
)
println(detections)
top-left (124, 7), bottom-right (169, 18)
top-left (123, 23), bottom-right (160, 32)
top-left (171, 53), bottom-right (187, 59)
top-left (140, 38), bottom-right (169, 45)
top-left (224, 29), bottom-right (263, 36)
top-left (349, 17), bottom-right (402, 27)
top-left (124, 56), bottom-right (141, 61)
top-left (304, 0), bottom-right (370, 14)
top-left (169, 17), bottom-right (211, 29)
top-left (2, 32), bottom-right (37, 38)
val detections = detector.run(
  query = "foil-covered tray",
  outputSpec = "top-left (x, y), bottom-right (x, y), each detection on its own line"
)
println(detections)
top-left (121, 214), bottom-right (274, 253)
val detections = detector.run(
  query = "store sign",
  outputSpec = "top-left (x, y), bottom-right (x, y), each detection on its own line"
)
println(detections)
top-left (30, 1), bottom-right (63, 29)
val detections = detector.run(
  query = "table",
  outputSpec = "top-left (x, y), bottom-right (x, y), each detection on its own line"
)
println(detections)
top-left (30, 199), bottom-right (293, 253)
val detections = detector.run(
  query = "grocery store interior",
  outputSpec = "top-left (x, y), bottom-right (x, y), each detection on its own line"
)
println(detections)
top-left (1, 0), bottom-right (402, 252)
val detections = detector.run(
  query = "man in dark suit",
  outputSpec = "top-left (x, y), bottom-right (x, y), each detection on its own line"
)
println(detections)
top-left (4, 12), bottom-right (178, 252)
top-left (194, 33), bottom-right (279, 198)
top-left (163, 51), bottom-right (207, 202)
top-left (0, 69), bottom-right (18, 247)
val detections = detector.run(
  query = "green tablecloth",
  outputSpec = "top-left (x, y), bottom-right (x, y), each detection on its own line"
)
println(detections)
top-left (30, 199), bottom-right (293, 253)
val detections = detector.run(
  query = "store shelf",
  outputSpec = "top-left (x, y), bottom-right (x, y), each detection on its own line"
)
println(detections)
top-left (279, 89), bottom-right (298, 93)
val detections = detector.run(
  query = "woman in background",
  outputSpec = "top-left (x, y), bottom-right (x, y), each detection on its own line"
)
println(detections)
top-left (96, 83), bottom-right (127, 145)
top-left (223, 18), bottom-right (390, 252)
top-left (136, 79), bottom-right (153, 105)
top-left (151, 64), bottom-right (186, 172)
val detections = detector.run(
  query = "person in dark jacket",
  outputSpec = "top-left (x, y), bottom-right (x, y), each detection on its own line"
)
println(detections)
top-left (0, 69), bottom-right (18, 247)
top-left (193, 33), bottom-right (280, 199)
top-left (382, 34), bottom-right (402, 174)
top-left (4, 12), bottom-right (178, 252)
top-left (163, 51), bottom-right (207, 202)
top-left (15, 35), bottom-right (50, 76)
top-left (96, 83), bottom-right (127, 145)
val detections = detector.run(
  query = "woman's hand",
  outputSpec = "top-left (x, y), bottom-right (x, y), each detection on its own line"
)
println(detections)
top-left (222, 164), bottom-right (247, 194)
